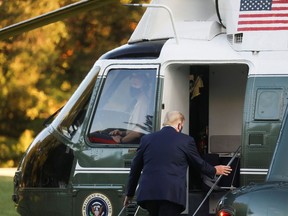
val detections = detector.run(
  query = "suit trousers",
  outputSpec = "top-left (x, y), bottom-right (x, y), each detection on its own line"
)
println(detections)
top-left (140, 200), bottom-right (183, 216)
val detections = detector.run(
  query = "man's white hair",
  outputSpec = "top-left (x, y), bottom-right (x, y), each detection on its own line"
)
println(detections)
top-left (162, 111), bottom-right (185, 126)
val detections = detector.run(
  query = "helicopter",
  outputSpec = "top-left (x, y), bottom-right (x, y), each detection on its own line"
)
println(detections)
top-left (4, 0), bottom-right (288, 215)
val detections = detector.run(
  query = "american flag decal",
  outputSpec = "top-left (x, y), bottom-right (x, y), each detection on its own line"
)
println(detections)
top-left (237, 0), bottom-right (288, 31)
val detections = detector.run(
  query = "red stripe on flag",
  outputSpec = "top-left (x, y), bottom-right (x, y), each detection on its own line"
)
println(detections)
top-left (239, 13), bottom-right (288, 18)
top-left (272, 0), bottom-right (288, 3)
top-left (238, 26), bottom-right (288, 31)
top-left (238, 20), bottom-right (288, 24)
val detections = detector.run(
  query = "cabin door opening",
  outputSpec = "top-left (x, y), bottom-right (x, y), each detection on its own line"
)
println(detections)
top-left (162, 63), bottom-right (248, 190)
top-left (162, 63), bottom-right (248, 214)
top-left (189, 64), bottom-right (248, 190)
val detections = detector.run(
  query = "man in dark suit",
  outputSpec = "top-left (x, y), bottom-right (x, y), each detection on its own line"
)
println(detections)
top-left (123, 111), bottom-right (232, 216)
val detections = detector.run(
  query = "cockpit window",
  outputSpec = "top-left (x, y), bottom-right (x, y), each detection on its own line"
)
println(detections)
top-left (88, 68), bottom-right (157, 144)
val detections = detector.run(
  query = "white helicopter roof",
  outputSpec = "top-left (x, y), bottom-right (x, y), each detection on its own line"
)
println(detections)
top-left (129, 0), bottom-right (288, 51)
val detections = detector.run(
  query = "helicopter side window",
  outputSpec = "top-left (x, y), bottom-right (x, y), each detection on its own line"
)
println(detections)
top-left (88, 68), bottom-right (157, 144)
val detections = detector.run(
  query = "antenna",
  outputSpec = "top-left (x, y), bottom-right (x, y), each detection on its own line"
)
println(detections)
top-left (125, 4), bottom-right (179, 44)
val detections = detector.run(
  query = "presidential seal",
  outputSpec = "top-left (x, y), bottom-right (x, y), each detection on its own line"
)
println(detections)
top-left (82, 193), bottom-right (112, 216)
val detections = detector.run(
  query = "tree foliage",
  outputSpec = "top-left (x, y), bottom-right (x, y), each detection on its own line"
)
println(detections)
top-left (0, 0), bottom-right (149, 167)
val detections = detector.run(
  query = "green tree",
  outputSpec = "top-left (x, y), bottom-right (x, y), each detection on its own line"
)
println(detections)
top-left (0, 0), bottom-right (70, 166)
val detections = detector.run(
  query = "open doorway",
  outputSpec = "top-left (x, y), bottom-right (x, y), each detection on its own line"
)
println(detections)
top-left (162, 63), bottom-right (248, 190)
top-left (189, 64), bottom-right (248, 190)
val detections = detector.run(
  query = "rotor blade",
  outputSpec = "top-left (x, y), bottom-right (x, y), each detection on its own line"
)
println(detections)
top-left (0, 0), bottom-right (117, 40)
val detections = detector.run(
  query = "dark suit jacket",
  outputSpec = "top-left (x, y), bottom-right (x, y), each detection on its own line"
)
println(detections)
top-left (126, 126), bottom-right (216, 210)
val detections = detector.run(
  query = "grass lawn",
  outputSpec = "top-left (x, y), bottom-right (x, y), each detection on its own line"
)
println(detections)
top-left (0, 176), bottom-right (19, 216)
